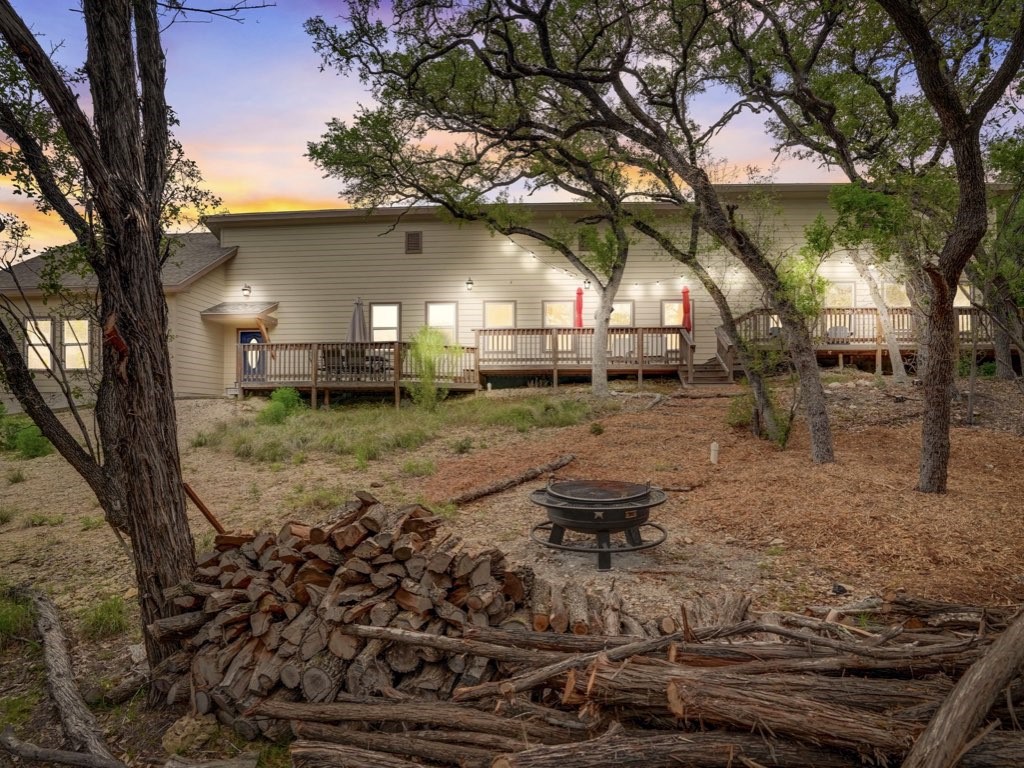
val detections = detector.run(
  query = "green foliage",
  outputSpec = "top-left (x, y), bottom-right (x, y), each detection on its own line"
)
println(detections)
top-left (257, 401), bottom-right (288, 426)
top-left (589, 422), bottom-right (605, 435)
top-left (726, 392), bottom-right (755, 429)
top-left (451, 437), bottom-right (473, 454)
top-left (13, 425), bottom-right (53, 459)
top-left (80, 516), bottom-right (104, 531)
top-left (0, 506), bottom-right (14, 525)
top-left (80, 596), bottom-right (130, 640)
top-left (408, 327), bottom-right (461, 411)
top-left (777, 251), bottom-right (828, 318)
top-left (7, 468), bottom-right (26, 485)
top-left (285, 485), bottom-right (348, 515)
top-left (0, 589), bottom-right (33, 650)
top-left (24, 514), bottom-right (63, 528)
top-left (270, 387), bottom-right (304, 412)
top-left (479, 398), bottom-right (592, 432)
top-left (957, 356), bottom-right (999, 378)
top-left (401, 458), bottom-right (436, 477)
top-left (0, 693), bottom-right (39, 726)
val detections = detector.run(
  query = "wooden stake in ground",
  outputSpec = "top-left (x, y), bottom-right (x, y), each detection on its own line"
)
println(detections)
top-left (901, 609), bottom-right (1024, 768)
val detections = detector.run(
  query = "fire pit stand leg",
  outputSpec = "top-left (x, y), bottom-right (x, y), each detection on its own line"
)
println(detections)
top-left (547, 524), bottom-right (566, 545)
top-left (596, 530), bottom-right (612, 571)
top-left (625, 526), bottom-right (643, 547)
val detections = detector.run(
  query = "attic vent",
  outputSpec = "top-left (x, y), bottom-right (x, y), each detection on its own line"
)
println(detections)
top-left (405, 231), bottom-right (423, 254)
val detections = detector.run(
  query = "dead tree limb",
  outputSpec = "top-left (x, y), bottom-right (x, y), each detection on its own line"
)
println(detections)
top-left (901, 609), bottom-right (1024, 768)
top-left (0, 727), bottom-right (125, 768)
top-left (22, 589), bottom-right (120, 762)
top-left (447, 455), bottom-right (575, 506)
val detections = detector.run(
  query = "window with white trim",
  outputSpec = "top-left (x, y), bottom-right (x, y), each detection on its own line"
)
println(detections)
top-left (483, 301), bottom-right (516, 353)
top-left (63, 319), bottom-right (91, 369)
top-left (426, 302), bottom-right (457, 344)
top-left (370, 303), bottom-right (400, 342)
top-left (825, 282), bottom-right (855, 308)
top-left (542, 301), bottom-right (574, 352)
top-left (25, 318), bottom-right (52, 369)
top-left (610, 300), bottom-right (634, 327)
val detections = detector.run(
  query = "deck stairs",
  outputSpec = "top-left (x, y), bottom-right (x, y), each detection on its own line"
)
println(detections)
top-left (682, 358), bottom-right (734, 385)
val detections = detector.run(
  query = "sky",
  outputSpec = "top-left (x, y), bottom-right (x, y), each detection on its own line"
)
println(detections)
top-left (5, 1), bottom-right (840, 252)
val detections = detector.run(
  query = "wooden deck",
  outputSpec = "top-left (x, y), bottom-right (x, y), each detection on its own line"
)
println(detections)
top-left (235, 309), bottom-right (1021, 404)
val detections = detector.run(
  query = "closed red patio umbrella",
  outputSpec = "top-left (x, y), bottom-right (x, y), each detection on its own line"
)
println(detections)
top-left (682, 286), bottom-right (692, 332)
top-left (574, 286), bottom-right (584, 327)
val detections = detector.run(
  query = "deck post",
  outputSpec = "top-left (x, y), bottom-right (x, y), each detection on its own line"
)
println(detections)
top-left (550, 328), bottom-right (559, 389)
top-left (311, 342), bottom-right (319, 410)
top-left (393, 342), bottom-right (402, 409)
top-left (636, 328), bottom-right (644, 389)
top-left (473, 331), bottom-right (481, 390)
top-left (875, 314), bottom-right (883, 374)
top-left (235, 343), bottom-right (242, 395)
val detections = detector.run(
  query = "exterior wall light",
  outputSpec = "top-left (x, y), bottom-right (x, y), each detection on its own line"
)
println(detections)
top-left (241, 284), bottom-right (252, 299)
top-left (465, 277), bottom-right (474, 291)
top-left (584, 278), bottom-right (591, 289)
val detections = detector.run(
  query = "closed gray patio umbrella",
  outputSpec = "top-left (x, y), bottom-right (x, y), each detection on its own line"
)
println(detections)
top-left (348, 297), bottom-right (369, 343)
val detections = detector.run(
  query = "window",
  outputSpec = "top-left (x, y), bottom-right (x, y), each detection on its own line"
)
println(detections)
top-left (483, 301), bottom-right (516, 353)
top-left (661, 300), bottom-right (684, 326)
top-left (883, 283), bottom-right (911, 308)
top-left (826, 282), bottom-right (855, 308)
top-left (370, 303), bottom-right (400, 342)
top-left (610, 301), bottom-right (634, 327)
top-left (405, 231), bottom-right (423, 254)
top-left (426, 302), bottom-right (457, 344)
top-left (542, 301), bottom-right (573, 327)
top-left (63, 320), bottom-right (90, 369)
top-left (25, 318), bottom-right (52, 369)
top-left (484, 301), bottom-right (516, 328)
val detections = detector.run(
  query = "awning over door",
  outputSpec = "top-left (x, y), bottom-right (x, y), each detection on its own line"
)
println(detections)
top-left (200, 301), bottom-right (279, 328)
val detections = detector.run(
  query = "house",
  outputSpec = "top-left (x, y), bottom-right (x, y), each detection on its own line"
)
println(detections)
top-left (1, 184), bottom-right (990, 411)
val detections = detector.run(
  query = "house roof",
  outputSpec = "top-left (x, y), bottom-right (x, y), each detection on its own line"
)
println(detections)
top-left (0, 232), bottom-right (236, 297)
top-left (202, 184), bottom-right (842, 236)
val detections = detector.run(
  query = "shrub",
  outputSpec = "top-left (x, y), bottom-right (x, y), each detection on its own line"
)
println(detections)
top-left (589, 422), bottom-right (605, 435)
top-left (726, 392), bottom-right (755, 429)
top-left (13, 426), bottom-right (53, 459)
top-left (80, 596), bottom-right (130, 639)
top-left (270, 387), bottom-right (304, 413)
top-left (451, 437), bottom-right (473, 454)
top-left (0, 506), bottom-right (14, 525)
top-left (6, 469), bottom-right (26, 485)
top-left (257, 400), bottom-right (289, 425)
top-left (80, 516), bottom-right (104, 531)
top-left (408, 327), bottom-right (461, 411)
top-left (24, 514), bottom-right (63, 528)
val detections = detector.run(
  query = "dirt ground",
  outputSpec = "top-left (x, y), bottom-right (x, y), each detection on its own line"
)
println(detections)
top-left (1, 372), bottom-right (1022, 763)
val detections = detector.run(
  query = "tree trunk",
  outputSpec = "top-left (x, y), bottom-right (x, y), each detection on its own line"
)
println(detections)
top-left (852, 252), bottom-right (907, 382)
top-left (589, 285), bottom-right (612, 397)
top-left (917, 276), bottom-right (957, 493)
top-left (904, 263), bottom-right (933, 378)
top-left (779, 309), bottom-right (834, 463)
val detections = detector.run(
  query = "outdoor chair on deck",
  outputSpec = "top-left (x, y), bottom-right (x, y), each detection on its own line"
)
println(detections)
top-left (826, 326), bottom-right (852, 345)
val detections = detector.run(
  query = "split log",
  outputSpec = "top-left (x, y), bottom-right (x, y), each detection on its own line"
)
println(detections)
top-left (446, 454), bottom-right (576, 506)
top-left (563, 582), bottom-right (589, 635)
top-left (548, 583), bottom-right (569, 634)
top-left (530, 578), bottom-right (552, 632)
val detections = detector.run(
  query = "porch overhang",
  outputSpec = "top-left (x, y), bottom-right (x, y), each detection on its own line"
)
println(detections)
top-left (200, 301), bottom-right (279, 328)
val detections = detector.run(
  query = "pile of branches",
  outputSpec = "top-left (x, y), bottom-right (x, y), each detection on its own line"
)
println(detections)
top-left (153, 494), bottom-right (1024, 767)
top-left (152, 494), bottom-right (652, 741)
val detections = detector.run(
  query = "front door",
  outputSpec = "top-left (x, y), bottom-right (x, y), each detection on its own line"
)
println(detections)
top-left (239, 330), bottom-right (264, 381)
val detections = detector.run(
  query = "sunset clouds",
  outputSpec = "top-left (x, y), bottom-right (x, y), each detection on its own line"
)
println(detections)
top-left (6, 1), bottom-right (838, 252)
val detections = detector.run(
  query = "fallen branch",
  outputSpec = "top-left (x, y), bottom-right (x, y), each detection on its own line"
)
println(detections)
top-left (901, 609), bottom-right (1024, 768)
top-left (0, 727), bottom-right (125, 768)
top-left (447, 454), bottom-right (575, 506)
top-left (22, 589), bottom-right (120, 762)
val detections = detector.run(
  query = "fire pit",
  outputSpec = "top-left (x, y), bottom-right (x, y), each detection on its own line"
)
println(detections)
top-left (529, 479), bottom-right (668, 570)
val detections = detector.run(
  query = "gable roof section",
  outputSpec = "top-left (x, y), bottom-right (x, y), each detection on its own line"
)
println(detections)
top-left (0, 232), bottom-right (236, 298)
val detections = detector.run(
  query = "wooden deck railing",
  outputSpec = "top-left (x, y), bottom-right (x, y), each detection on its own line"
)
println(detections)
top-left (474, 327), bottom-right (691, 370)
top-left (736, 307), bottom-right (1009, 347)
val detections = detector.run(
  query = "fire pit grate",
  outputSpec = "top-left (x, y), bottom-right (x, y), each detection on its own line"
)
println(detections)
top-left (529, 479), bottom-right (668, 570)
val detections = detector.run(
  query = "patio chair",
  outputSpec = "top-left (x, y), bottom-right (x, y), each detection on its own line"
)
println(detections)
top-left (826, 326), bottom-right (852, 345)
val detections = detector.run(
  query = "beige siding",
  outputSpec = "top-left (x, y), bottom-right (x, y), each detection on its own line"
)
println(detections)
top-left (169, 265), bottom-right (227, 397)
top-left (0, 298), bottom-right (98, 412)
top-left (213, 197), bottom-right (836, 384)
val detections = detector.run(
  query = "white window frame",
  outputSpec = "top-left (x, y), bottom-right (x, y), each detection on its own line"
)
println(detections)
top-left (62, 319), bottom-right (91, 370)
top-left (25, 318), bottom-right (53, 370)
top-left (609, 300), bottom-right (634, 327)
top-left (425, 301), bottom-right (457, 345)
top-left (370, 302), bottom-right (401, 342)
top-left (483, 301), bottom-right (516, 353)
top-left (825, 281), bottom-right (856, 308)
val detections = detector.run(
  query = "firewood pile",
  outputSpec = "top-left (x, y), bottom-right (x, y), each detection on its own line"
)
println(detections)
top-left (154, 495), bottom-right (1024, 767)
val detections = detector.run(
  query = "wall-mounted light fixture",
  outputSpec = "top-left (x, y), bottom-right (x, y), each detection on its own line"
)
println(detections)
top-left (241, 284), bottom-right (252, 299)
top-left (465, 277), bottom-right (474, 291)
top-left (583, 278), bottom-right (591, 290)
